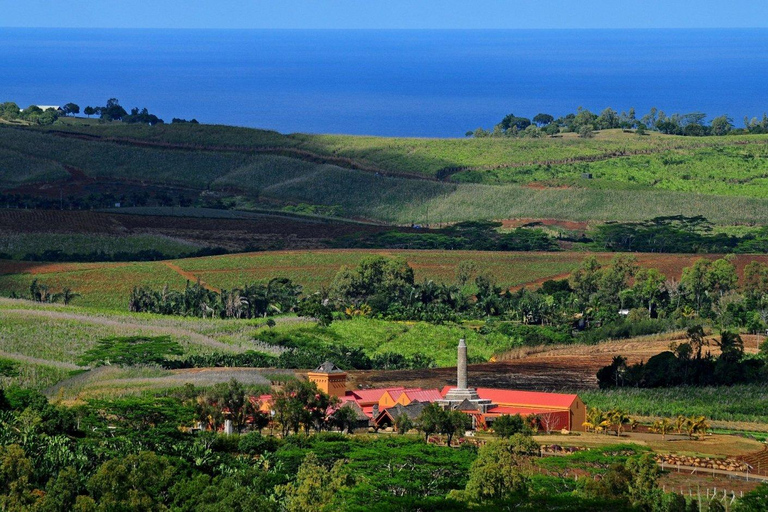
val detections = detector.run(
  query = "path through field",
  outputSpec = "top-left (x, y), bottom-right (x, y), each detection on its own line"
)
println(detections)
top-left (161, 261), bottom-right (220, 292)
top-left (0, 350), bottom-right (81, 370)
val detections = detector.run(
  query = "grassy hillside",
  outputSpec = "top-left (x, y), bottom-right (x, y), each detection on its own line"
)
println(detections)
top-left (4, 123), bottom-right (768, 226)
top-left (0, 298), bottom-right (273, 390)
top-left (43, 120), bottom-right (768, 179)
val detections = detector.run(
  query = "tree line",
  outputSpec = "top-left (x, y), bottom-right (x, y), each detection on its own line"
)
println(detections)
top-left (598, 327), bottom-right (768, 388)
top-left (468, 106), bottom-right (768, 138)
top-left (124, 252), bottom-right (768, 353)
top-left (591, 215), bottom-right (768, 254)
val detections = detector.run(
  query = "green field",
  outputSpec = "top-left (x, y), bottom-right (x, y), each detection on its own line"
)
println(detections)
top-left (4, 250), bottom-right (768, 310)
top-left (0, 298), bottom-right (283, 390)
top-left (580, 385), bottom-right (768, 424)
top-left (5, 123), bottom-right (768, 226)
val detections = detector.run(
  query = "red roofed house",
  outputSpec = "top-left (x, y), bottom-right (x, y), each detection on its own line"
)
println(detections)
top-left (438, 385), bottom-right (585, 432)
top-left (396, 388), bottom-right (444, 406)
top-left (263, 350), bottom-right (586, 434)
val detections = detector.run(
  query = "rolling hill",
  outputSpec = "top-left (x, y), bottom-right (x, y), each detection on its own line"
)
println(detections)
top-left (3, 122), bottom-right (768, 226)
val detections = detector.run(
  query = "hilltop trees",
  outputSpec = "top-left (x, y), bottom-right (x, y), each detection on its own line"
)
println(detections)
top-left (468, 106), bottom-right (763, 137)
top-left (61, 103), bottom-right (80, 116)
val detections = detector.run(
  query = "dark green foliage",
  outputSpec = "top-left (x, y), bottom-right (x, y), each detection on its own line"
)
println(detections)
top-left (129, 277), bottom-right (302, 318)
top-left (579, 319), bottom-right (673, 345)
top-left (598, 331), bottom-right (765, 388)
top-left (19, 246), bottom-right (227, 263)
top-left (340, 222), bottom-right (558, 252)
top-left (492, 414), bottom-right (532, 438)
top-left (0, 385), bottom-right (747, 511)
top-left (0, 359), bottom-right (19, 377)
top-left (79, 335), bottom-right (183, 367)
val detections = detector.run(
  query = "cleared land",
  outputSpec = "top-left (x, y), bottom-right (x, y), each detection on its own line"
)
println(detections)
top-left (0, 209), bottom-right (395, 254)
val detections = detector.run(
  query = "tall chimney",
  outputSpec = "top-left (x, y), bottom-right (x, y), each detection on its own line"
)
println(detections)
top-left (457, 338), bottom-right (467, 389)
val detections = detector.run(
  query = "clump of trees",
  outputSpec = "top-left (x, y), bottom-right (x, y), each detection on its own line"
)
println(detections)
top-left (27, 279), bottom-right (79, 305)
top-left (468, 105), bottom-right (768, 138)
top-left (598, 328), bottom-right (767, 388)
top-left (79, 335), bottom-right (183, 367)
top-left (591, 215), bottom-right (768, 254)
top-left (340, 221), bottom-right (558, 252)
top-left (129, 278), bottom-right (302, 318)
top-left (0, 102), bottom-right (60, 125)
top-left (84, 98), bottom-right (164, 124)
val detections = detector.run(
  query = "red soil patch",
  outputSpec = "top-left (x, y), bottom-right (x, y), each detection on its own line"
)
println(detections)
top-left (0, 209), bottom-right (398, 251)
top-left (161, 262), bottom-right (220, 293)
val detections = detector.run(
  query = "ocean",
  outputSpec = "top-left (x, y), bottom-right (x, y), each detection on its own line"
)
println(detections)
top-left (1, 28), bottom-right (767, 137)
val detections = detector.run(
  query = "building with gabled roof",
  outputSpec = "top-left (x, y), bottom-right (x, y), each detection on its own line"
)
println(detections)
top-left (395, 388), bottom-right (444, 405)
top-left (373, 401), bottom-right (429, 430)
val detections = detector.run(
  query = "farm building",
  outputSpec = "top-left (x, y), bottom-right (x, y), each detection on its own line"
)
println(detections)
top-left (257, 340), bottom-right (585, 433)
top-left (438, 386), bottom-right (585, 432)
top-left (27, 105), bottom-right (62, 112)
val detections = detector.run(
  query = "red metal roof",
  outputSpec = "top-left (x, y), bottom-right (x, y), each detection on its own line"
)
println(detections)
top-left (348, 387), bottom-right (405, 403)
top-left (401, 389), bottom-right (443, 403)
top-left (475, 388), bottom-right (577, 409)
top-left (440, 386), bottom-right (577, 409)
top-left (485, 406), bottom-right (568, 416)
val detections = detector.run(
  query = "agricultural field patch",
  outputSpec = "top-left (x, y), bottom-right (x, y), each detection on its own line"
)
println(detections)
top-left (46, 366), bottom-right (278, 400)
top-left (0, 209), bottom-right (394, 253)
top-left (5, 250), bottom-right (768, 310)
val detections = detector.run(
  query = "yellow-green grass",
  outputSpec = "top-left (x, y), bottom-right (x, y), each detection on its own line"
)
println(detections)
top-left (0, 361), bottom-right (75, 391)
top-left (37, 122), bottom-right (768, 178)
top-left (264, 317), bottom-right (518, 366)
top-left (465, 144), bottom-right (768, 198)
top-left (580, 384), bottom-right (768, 424)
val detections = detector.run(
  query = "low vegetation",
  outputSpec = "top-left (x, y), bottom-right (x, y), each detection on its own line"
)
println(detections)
top-left (2, 381), bottom-right (757, 511)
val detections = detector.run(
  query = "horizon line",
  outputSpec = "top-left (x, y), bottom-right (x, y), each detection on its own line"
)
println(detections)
top-left (2, 26), bottom-right (768, 31)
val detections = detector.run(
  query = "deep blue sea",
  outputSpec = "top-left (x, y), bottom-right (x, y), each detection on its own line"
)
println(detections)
top-left (1, 29), bottom-right (767, 137)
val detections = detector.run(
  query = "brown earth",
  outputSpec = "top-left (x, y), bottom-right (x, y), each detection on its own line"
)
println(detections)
top-left (348, 333), bottom-right (762, 393)
top-left (0, 209), bottom-right (394, 251)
